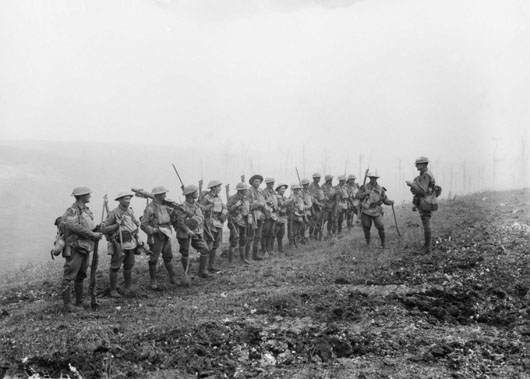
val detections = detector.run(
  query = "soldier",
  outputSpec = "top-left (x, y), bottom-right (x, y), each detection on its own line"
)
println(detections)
top-left (262, 177), bottom-right (279, 255)
top-left (335, 175), bottom-right (349, 235)
top-left (406, 156), bottom-right (438, 253)
top-left (200, 180), bottom-right (228, 273)
top-left (247, 174), bottom-right (266, 261)
top-left (59, 186), bottom-right (103, 312)
top-left (356, 171), bottom-right (394, 248)
top-left (141, 186), bottom-right (179, 290)
top-left (346, 174), bottom-right (360, 229)
top-left (173, 184), bottom-right (212, 279)
top-left (321, 175), bottom-right (337, 238)
top-left (227, 182), bottom-right (251, 264)
top-left (308, 173), bottom-right (324, 240)
top-left (100, 191), bottom-right (140, 297)
top-left (288, 184), bottom-right (306, 246)
top-left (300, 178), bottom-right (313, 243)
top-left (274, 184), bottom-right (289, 254)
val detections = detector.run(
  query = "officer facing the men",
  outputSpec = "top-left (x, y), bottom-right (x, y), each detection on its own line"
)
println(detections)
top-left (60, 186), bottom-right (103, 312)
top-left (356, 171), bottom-right (394, 248)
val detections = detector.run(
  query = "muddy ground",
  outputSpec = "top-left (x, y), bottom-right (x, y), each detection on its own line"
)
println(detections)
top-left (1, 189), bottom-right (530, 378)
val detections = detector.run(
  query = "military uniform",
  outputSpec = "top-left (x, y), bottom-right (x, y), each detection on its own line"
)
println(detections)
top-left (288, 185), bottom-right (306, 246)
top-left (227, 184), bottom-right (251, 263)
top-left (346, 176), bottom-right (360, 229)
top-left (246, 175), bottom-right (266, 261)
top-left (100, 194), bottom-right (140, 296)
top-left (59, 186), bottom-right (101, 311)
top-left (141, 189), bottom-right (177, 288)
top-left (200, 182), bottom-right (228, 272)
top-left (173, 190), bottom-right (211, 279)
top-left (262, 179), bottom-right (279, 255)
top-left (308, 176), bottom-right (324, 240)
top-left (334, 176), bottom-right (349, 234)
top-left (356, 175), bottom-right (393, 247)
top-left (274, 184), bottom-right (289, 254)
top-left (300, 179), bottom-right (313, 242)
top-left (321, 176), bottom-right (337, 237)
top-left (408, 157), bottom-right (437, 253)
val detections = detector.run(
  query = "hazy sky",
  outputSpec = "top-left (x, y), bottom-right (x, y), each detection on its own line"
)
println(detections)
top-left (1, 0), bottom-right (529, 184)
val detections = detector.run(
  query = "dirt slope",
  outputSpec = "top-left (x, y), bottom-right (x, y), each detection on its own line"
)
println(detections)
top-left (1, 189), bottom-right (530, 378)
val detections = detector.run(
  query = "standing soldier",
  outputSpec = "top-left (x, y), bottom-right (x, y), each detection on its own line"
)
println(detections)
top-left (174, 185), bottom-right (212, 279)
top-left (321, 175), bottom-right (337, 238)
top-left (406, 156), bottom-right (438, 253)
top-left (60, 186), bottom-right (103, 312)
top-left (262, 177), bottom-right (279, 256)
top-left (300, 178), bottom-right (313, 243)
top-left (335, 175), bottom-right (349, 235)
top-left (288, 184), bottom-right (306, 246)
top-left (141, 186), bottom-right (179, 290)
top-left (247, 174), bottom-right (266, 261)
top-left (200, 180), bottom-right (228, 273)
top-left (274, 184), bottom-right (289, 254)
top-left (356, 171), bottom-right (394, 248)
top-left (227, 182), bottom-right (251, 264)
top-left (308, 173), bottom-right (324, 240)
top-left (100, 191), bottom-right (140, 297)
top-left (346, 174), bottom-right (360, 229)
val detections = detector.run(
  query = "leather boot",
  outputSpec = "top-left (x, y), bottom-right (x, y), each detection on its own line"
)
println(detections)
top-left (363, 229), bottom-right (371, 246)
top-left (109, 270), bottom-right (121, 297)
top-left (239, 247), bottom-right (250, 265)
top-left (149, 264), bottom-right (159, 290)
top-left (165, 261), bottom-right (178, 285)
top-left (74, 281), bottom-right (85, 307)
top-left (208, 249), bottom-right (220, 273)
top-left (379, 229), bottom-right (386, 249)
top-left (277, 237), bottom-right (283, 254)
top-left (198, 254), bottom-right (213, 278)
top-left (245, 244), bottom-right (252, 263)
top-left (252, 244), bottom-right (263, 261)
top-left (61, 279), bottom-right (80, 313)
top-left (123, 269), bottom-right (132, 295)
top-left (228, 247), bottom-right (234, 264)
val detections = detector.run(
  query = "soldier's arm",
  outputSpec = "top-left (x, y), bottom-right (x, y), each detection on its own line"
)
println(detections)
top-left (140, 207), bottom-right (157, 235)
top-left (99, 210), bottom-right (119, 235)
top-left (61, 208), bottom-right (96, 238)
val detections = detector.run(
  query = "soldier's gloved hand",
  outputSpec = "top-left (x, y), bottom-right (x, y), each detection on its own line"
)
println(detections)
top-left (388, 200), bottom-right (394, 205)
top-left (90, 231), bottom-right (103, 240)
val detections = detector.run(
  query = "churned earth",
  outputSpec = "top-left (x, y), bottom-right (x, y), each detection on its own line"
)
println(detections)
top-left (1, 189), bottom-right (530, 378)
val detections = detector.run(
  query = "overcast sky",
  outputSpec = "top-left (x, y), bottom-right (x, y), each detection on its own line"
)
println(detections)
top-left (1, 0), bottom-right (529, 188)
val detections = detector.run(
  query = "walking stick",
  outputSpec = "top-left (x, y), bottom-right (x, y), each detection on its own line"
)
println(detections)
top-left (391, 204), bottom-right (402, 237)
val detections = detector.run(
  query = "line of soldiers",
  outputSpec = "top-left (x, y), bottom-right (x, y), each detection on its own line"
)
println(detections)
top-left (56, 157), bottom-right (437, 312)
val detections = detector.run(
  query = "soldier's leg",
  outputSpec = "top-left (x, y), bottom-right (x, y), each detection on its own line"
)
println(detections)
top-left (61, 250), bottom-right (84, 312)
top-left (177, 237), bottom-right (191, 286)
top-left (208, 229), bottom-right (222, 273)
top-left (148, 235), bottom-right (164, 290)
top-left (360, 214), bottom-right (372, 245)
top-left (228, 223), bottom-right (238, 264)
top-left (420, 210), bottom-right (432, 252)
top-left (122, 250), bottom-right (135, 293)
top-left (191, 238), bottom-right (213, 278)
top-left (337, 209), bottom-right (344, 234)
top-left (74, 251), bottom-right (90, 306)
top-left (276, 222), bottom-right (285, 254)
top-left (252, 220), bottom-right (264, 260)
top-left (160, 236), bottom-right (177, 285)
top-left (373, 215), bottom-right (386, 248)
top-left (246, 226), bottom-right (255, 262)
top-left (109, 244), bottom-right (124, 297)
top-left (238, 224), bottom-right (249, 264)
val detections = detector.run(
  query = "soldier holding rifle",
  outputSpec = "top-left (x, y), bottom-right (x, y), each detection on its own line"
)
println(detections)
top-left (227, 182), bottom-right (251, 264)
top-left (262, 177), bottom-right (279, 256)
top-left (59, 186), bottom-right (103, 312)
top-left (247, 174), bottom-right (267, 261)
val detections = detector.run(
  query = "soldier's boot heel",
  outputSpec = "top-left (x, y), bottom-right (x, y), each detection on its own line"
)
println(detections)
top-left (109, 270), bottom-right (121, 298)
top-left (198, 255), bottom-right (213, 278)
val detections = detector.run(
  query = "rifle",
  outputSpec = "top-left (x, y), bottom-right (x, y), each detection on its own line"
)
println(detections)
top-left (89, 194), bottom-right (107, 310)
top-left (391, 204), bottom-right (402, 238)
top-left (295, 167), bottom-right (301, 184)
top-left (171, 163), bottom-right (185, 191)
top-left (359, 152), bottom-right (373, 219)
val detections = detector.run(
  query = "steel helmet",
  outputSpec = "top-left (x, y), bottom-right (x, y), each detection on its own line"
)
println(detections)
top-left (367, 170), bottom-right (380, 178)
top-left (337, 175), bottom-right (346, 181)
top-left (312, 172), bottom-right (321, 178)
top-left (115, 191), bottom-right (133, 201)
top-left (264, 177), bottom-right (275, 184)
top-left (235, 182), bottom-right (248, 191)
top-left (347, 174), bottom-right (357, 181)
top-left (415, 156), bottom-right (429, 164)
top-left (183, 184), bottom-right (199, 195)
top-left (207, 180), bottom-right (222, 189)
top-left (291, 184), bottom-right (301, 190)
top-left (300, 178), bottom-right (310, 185)
top-left (275, 183), bottom-right (288, 191)
top-left (72, 186), bottom-right (92, 197)
top-left (324, 174), bottom-right (333, 181)
top-left (151, 186), bottom-right (169, 196)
